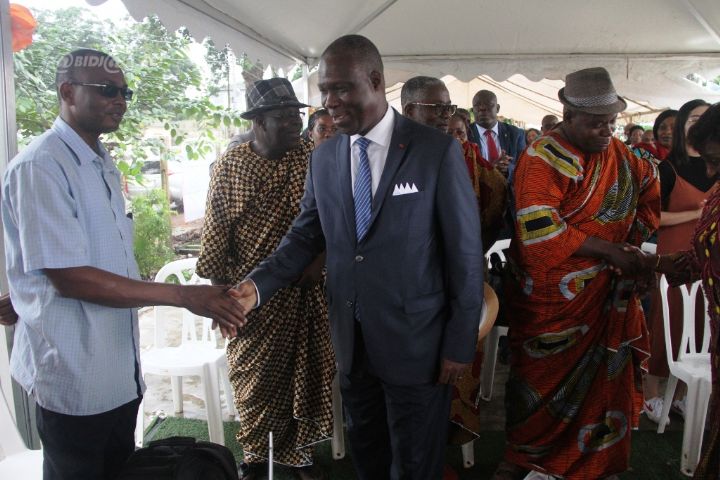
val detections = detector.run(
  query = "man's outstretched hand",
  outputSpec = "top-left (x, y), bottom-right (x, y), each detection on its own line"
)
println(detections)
top-left (227, 279), bottom-right (258, 316)
top-left (213, 280), bottom-right (258, 337)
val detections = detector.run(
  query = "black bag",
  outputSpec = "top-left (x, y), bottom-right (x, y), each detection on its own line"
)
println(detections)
top-left (116, 436), bottom-right (239, 480)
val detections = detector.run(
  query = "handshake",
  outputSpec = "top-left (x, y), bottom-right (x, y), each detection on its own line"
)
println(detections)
top-left (0, 278), bottom-right (261, 340)
top-left (199, 280), bottom-right (258, 339)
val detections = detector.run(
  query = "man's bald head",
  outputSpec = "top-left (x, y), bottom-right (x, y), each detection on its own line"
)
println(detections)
top-left (317, 35), bottom-right (387, 136)
top-left (321, 34), bottom-right (384, 75)
top-left (472, 90), bottom-right (497, 106)
top-left (472, 90), bottom-right (500, 129)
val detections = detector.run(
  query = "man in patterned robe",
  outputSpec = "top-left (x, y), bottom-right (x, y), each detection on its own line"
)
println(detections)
top-left (494, 68), bottom-right (660, 480)
top-left (197, 78), bottom-right (334, 480)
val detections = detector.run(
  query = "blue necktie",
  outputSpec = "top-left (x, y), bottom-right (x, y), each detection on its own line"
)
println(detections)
top-left (354, 137), bottom-right (372, 241)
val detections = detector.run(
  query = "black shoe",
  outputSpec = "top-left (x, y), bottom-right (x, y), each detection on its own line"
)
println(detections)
top-left (238, 461), bottom-right (267, 480)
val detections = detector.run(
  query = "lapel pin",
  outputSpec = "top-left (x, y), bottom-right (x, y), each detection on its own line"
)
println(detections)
top-left (398, 143), bottom-right (405, 149)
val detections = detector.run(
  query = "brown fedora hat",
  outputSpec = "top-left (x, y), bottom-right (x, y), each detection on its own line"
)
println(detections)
top-left (558, 67), bottom-right (627, 115)
top-left (241, 77), bottom-right (309, 119)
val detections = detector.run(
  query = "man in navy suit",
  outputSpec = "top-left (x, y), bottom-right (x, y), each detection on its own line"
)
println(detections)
top-left (234, 35), bottom-right (483, 479)
top-left (467, 89), bottom-right (526, 180)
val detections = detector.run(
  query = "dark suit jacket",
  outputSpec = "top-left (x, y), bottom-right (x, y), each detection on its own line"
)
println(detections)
top-left (249, 111), bottom-right (484, 386)
top-left (468, 121), bottom-right (526, 163)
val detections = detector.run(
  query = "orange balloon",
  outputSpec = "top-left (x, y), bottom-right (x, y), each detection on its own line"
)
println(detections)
top-left (10, 4), bottom-right (37, 52)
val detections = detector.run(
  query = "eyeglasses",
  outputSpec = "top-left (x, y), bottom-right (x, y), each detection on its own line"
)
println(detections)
top-left (263, 110), bottom-right (306, 121)
top-left (410, 102), bottom-right (457, 116)
top-left (70, 82), bottom-right (134, 101)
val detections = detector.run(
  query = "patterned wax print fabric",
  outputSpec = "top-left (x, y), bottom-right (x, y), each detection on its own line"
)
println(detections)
top-left (631, 144), bottom-right (662, 165)
top-left (686, 184), bottom-right (720, 479)
top-left (504, 132), bottom-right (660, 479)
top-left (196, 141), bottom-right (335, 466)
top-left (633, 141), bottom-right (670, 162)
top-left (461, 140), bottom-right (508, 253)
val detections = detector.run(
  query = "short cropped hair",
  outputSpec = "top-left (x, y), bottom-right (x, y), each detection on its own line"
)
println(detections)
top-left (322, 35), bottom-right (383, 75)
top-left (472, 89), bottom-right (497, 106)
top-left (400, 76), bottom-right (446, 108)
top-left (55, 48), bottom-right (117, 88)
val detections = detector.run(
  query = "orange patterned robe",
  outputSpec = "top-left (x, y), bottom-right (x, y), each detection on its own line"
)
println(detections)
top-left (504, 132), bottom-right (660, 479)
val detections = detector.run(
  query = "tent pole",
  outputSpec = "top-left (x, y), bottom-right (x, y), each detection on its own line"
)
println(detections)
top-left (302, 63), bottom-right (310, 106)
top-left (0, 0), bottom-right (16, 410)
top-left (0, 0), bottom-right (40, 450)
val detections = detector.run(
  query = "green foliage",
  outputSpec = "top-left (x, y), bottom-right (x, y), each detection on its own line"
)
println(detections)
top-left (13, 7), bottom-right (246, 182)
top-left (131, 189), bottom-right (175, 279)
top-left (13, 8), bottom-right (107, 138)
top-left (202, 38), bottom-right (237, 97)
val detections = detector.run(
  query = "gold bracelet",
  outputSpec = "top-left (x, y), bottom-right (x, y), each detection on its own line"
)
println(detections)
top-left (654, 254), bottom-right (662, 271)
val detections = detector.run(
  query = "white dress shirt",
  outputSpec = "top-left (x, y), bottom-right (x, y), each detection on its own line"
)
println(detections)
top-left (251, 106), bottom-right (396, 306)
top-left (350, 105), bottom-right (395, 197)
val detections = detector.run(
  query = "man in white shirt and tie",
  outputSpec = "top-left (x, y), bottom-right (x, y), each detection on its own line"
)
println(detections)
top-left (469, 89), bottom-right (526, 180)
top-left (233, 35), bottom-right (483, 480)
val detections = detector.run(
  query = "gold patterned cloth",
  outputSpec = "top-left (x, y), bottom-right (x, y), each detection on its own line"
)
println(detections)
top-left (196, 141), bottom-right (335, 466)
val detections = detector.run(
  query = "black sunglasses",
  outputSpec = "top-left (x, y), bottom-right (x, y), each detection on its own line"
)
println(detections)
top-left (71, 82), bottom-right (134, 101)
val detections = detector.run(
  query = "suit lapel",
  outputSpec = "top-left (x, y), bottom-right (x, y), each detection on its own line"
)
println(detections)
top-left (335, 135), bottom-right (356, 243)
top-left (369, 112), bottom-right (411, 228)
top-left (498, 122), bottom-right (510, 152)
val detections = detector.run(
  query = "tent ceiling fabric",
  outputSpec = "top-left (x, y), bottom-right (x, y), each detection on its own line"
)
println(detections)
top-left (115, 0), bottom-right (720, 116)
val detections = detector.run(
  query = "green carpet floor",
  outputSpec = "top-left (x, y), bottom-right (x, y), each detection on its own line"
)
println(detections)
top-left (143, 417), bottom-right (687, 479)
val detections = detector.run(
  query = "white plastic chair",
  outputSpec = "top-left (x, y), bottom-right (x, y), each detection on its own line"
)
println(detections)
top-left (136, 258), bottom-right (236, 447)
top-left (480, 239), bottom-right (511, 401)
top-left (461, 282), bottom-right (500, 468)
top-left (0, 390), bottom-right (43, 478)
top-left (657, 275), bottom-right (712, 476)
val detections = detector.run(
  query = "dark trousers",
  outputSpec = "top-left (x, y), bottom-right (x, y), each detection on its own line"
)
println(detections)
top-left (340, 324), bottom-right (451, 480)
top-left (36, 396), bottom-right (141, 480)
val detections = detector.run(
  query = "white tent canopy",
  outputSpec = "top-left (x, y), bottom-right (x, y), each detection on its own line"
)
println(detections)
top-left (114, 0), bottom-right (720, 121)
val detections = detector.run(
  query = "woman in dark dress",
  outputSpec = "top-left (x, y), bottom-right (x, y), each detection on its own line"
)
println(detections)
top-left (654, 102), bottom-right (720, 479)
top-left (644, 100), bottom-right (712, 423)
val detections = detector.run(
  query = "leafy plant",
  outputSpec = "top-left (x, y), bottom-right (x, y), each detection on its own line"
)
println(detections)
top-left (131, 189), bottom-right (175, 279)
top-left (13, 8), bottom-right (248, 183)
